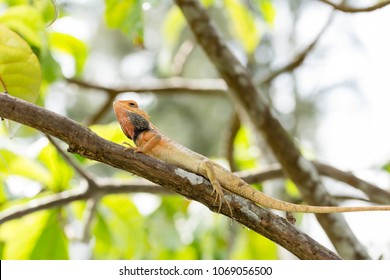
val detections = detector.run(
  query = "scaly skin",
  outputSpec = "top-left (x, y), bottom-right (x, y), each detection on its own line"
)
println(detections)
top-left (113, 100), bottom-right (390, 214)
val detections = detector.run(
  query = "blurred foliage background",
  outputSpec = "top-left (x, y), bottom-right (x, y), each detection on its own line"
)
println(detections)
top-left (1, 0), bottom-right (390, 259)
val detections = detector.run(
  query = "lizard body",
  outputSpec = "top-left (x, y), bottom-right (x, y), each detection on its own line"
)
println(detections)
top-left (113, 100), bottom-right (390, 213)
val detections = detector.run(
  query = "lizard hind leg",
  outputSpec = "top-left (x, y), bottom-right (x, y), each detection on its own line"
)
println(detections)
top-left (200, 160), bottom-right (233, 216)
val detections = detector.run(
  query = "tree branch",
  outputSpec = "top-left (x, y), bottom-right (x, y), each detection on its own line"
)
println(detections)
top-left (259, 10), bottom-right (335, 84)
top-left (3, 158), bottom-right (388, 226)
top-left (239, 162), bottom-right (390, 205)
top-left (0, 92), bottom-right (340, 259)
top-left (0, 179), bottom-right (173, 225)
top-left (86, 94), bottom-right (116, 126)
top-left (67, 77), bottom-right (228, 125)
top-left (224, 113), bottom-right (241, 172)
top-left (174, 0), bottom-right (370, 259)
top-left (67, 77), bottom-right (227, 97)
top-left (46, 134), bottom-right (96, 186)
top-left (0, 188), bottom-right (89, 224)
top-left (319, 0), bottom-right (390, 13)
top-left (81, 197), bottom-right (100, 242)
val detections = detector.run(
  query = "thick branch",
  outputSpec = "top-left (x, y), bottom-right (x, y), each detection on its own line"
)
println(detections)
top-left (174, 0), bottom-right (370, 259)
top-left (3, 159), bottom-right (388, 225)
top-left (0, 92), bottom-right (340, 259)
top-left (319, 0), bottom-right (390, 13)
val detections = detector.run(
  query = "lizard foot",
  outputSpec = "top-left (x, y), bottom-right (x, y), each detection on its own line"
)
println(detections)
top-left (211, 187), bottom-right (233, 217)
top-left (122, 142), bottom-right (141, 153)
top-left (201, 160), bottom-right (233, 216)
top-left (286, 212), bottom-right (296, 224)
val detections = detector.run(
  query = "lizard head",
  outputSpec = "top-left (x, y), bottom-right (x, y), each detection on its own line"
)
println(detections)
top-left (113, 100), bottom-right (151, 121)
top-left (113, 99), bottom-right (151, 141)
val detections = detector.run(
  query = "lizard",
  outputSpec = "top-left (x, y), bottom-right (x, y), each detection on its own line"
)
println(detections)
top-left (113, 99), bottom-right (390, 214)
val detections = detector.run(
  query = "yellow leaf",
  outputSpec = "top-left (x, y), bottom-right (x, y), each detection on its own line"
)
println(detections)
top-left (225, 0), bottom-right (261, 54)
top-left (0, 24), bottom-right (41, 103)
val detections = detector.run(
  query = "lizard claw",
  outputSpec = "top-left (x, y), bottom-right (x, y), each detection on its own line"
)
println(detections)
top-left (202, 160), bottom-right (233, 217)
top-left (211, 183), bottom-right (233, 217)
top-left (122, 142), bottom-right (141, 153)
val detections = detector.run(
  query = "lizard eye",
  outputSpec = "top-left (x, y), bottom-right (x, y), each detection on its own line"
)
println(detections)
top-left (128, 101), bottom-right (138, 108)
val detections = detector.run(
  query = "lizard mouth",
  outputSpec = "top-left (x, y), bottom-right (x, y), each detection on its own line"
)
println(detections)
top-left (113, 100), bottom-right (128, 111)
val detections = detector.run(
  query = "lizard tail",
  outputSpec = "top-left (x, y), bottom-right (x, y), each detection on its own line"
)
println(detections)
top-left (216, 168), bottom-right (390, 213)
top-left (246, 187), bottom-right (390, 213)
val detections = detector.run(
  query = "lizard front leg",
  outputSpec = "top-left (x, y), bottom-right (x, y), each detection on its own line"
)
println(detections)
top-left (123, 134), bottom-right (162, 153)
top-left (199, 160), bottom-right (233, 215)
top-left (137, 134), bottom-right (162, 153)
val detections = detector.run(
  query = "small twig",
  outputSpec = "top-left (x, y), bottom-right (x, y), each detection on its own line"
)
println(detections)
top-left (67, 77), bottom-right (228, 125)
top-left (97, 178), bottom-right (174, 195)
top-left (46, 135), bottom-right (92, 181)
top-left (171, 40), bottom-right (195, 75)
top-left (319, 0), bottom-right (390, 13)
top-left (81, 197), bottom-right (100, 242)
top-left (260, 10), bottom-right (335, 84)
top-left (236, 166), bottom-right (285, 184)
top-left (86, 95), bottom-right (116, 126)
top-left (238, 162), bottom-right (390, 205)
top-left (224, 113), bottom-right (241, 172)
top-left (0, 76), bottom-right (7, 93)
top-left (46, 134), bottom-right (98, 191)
top-left (48, 130), bottom-right (104, 244)
top-left (67, 77), bottom-right (227, 97)
top-left (313, 161), bottom-right (390, 204)
top-left (46, 0), bottom-right (59, 27)
top-left (0, 188), bottom-right (89, 225)
top-left (0, 179), bottom-right (172, 225)
top-left (333, 195), bottom-right (371, 203)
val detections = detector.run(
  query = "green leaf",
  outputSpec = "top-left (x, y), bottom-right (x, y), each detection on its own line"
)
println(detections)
top-left (49, 32), bottom-right (88, 76)
top-left (231, 229), bottom-right (278, 259)
top-left (0, 24), bottom-right (41, 102)
top-left (382, 162), bottom-right (390, 173)
top-left (201, 0), bottom-right (215, 6)
top-left (0, 180), bottom-right (7, 204)
top-left (233, 126), bottom-right (258, 170)
top-left (104, 0), bottom-right (143, 45)
top-left (0, 240), bottom-right (4, 258)
top-left (285, 179), bottom-right (301, 199)
top-left (0, 211), bottom-right (48, 259)
top-left (33, 0), bottom-right (59, 27)
top-left (162, 0), bottom-right (215, 48)
top-left (258, 0), bottom-right (276, 24)
top-left (0, 1), bottom-right (30, 6)
top-left (225, 0), bottom-right (261, 54)
top-left (90, 122), bottom-right (130, 144)
top-left (0, 149), bottom-right (50, 185)
top-left (93, 195), bottom-right (145, 259)
top-left (163, 6), bottom-right (186, 49)
top-left (0, 5), bottom-right (46, 50)
top-left (29, 210), bottom-right (69, 259)
top-left (38, 144), bottom-right (74, 192)
top-left (40, 48), bottom-right (62, 83)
